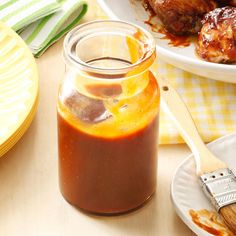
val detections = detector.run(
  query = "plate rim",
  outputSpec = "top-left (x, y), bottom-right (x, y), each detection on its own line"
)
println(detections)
top-left (170, 132), bottom-right (236, 236)
top-left (97, 0), bottom-right (236, 76)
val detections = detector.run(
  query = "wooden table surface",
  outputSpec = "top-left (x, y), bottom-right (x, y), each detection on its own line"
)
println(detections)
top-left (0, 2), bottom-right (196, 235)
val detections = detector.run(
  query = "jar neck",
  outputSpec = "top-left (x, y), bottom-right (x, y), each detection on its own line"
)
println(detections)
top-left (63, 20), bottom-right (156, 99)
top-left (64, 20), bottom-right (156, 76)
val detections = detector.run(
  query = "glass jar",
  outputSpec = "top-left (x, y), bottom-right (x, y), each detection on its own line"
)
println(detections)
top-left (57, 20), bottom-right (160, 215)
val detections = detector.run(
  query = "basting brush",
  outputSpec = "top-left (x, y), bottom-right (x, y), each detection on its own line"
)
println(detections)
top-left (157, 76), bottom-right (236, 233)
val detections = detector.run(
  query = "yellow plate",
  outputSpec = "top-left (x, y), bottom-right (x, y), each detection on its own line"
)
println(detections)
top-left (0, 21), bottom-right (39, 157)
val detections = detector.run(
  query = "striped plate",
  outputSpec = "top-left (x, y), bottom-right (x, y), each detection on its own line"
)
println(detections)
top-left (0, 21), bottom-right (39, 157)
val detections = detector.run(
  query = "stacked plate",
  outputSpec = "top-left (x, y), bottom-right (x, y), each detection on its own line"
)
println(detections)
top-left (0, 22), bottom-right (39, 157)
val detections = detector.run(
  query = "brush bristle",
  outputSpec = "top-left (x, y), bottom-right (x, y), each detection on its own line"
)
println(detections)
top-left (220, 204), bottom-right (236, 234)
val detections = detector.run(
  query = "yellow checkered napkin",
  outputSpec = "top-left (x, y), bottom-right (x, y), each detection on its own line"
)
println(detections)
top-left (154, 59), bottom-right (236, 144)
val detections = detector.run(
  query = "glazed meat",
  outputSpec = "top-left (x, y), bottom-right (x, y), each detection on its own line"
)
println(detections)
top-left (197, 7), bottom-right (236, 63)
top-left (217, 0), bottom-right (236, 6)
top-left (147, 0), bottom-right (217, 35)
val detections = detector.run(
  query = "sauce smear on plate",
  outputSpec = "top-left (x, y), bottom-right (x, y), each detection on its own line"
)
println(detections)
top-left (189, 209), bottom-right (233, 236)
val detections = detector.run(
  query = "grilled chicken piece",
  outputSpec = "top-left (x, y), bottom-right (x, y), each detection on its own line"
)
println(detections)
top-left (197, 6), bottom-right (236, 63)
top-left (217, 0), bottom-right (236, 6)
top-left (147, 0), bottom-right (217, 35)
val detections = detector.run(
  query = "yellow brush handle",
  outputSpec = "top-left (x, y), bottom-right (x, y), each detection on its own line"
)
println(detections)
top-left (157, 76), bottom-right (226, 175)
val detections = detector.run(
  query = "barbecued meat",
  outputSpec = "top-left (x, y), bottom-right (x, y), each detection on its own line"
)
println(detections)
top-left (147, 0), bottom-right (217, 35)
top-left (217, 0), bottom-right (236, 6)
top-left (197, 6), bottom-right (236, 63)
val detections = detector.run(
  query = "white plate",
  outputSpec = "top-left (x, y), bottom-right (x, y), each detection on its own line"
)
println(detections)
top-left (97, 0), bottom-right (236, 83)
top-left (171, 133), bottom-right (236, 236)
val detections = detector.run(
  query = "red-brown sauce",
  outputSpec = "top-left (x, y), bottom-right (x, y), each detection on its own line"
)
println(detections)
top-left (189, 209), bottom-right (233, 236)
top-left (157, 27), bottom-right (191, 47)
top-left (142, 0), bottom-right (191, 47)
top-left (58, 25), bottom-right (159, 215)
top-left (58, 70), bottom-right (159, 214)
top-left (58, 113), bottom-right (158, 214)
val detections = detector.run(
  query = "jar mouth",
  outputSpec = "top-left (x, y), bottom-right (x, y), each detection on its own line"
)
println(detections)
top-left (63, 20), bottom-right (156, 79)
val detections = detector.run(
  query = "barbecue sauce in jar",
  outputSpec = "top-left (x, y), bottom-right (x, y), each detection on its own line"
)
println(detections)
top-left (58, 21), bottom-right (160, 215)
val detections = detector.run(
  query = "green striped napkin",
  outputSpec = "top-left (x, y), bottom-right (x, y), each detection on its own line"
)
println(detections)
top-left (0, 0), bottom-right (61, 31)
top-left (20, 0), bottom-right (87, 57)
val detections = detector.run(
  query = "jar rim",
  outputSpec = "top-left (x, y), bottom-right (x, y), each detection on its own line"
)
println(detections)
top-left (63, 20), bottom-right (156, 78)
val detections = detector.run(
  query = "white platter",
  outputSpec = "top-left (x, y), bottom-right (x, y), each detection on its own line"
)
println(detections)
top-left (97, 0), bottom-right (236, 83)
top-left (171, 133), bottom-right (236, 236)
